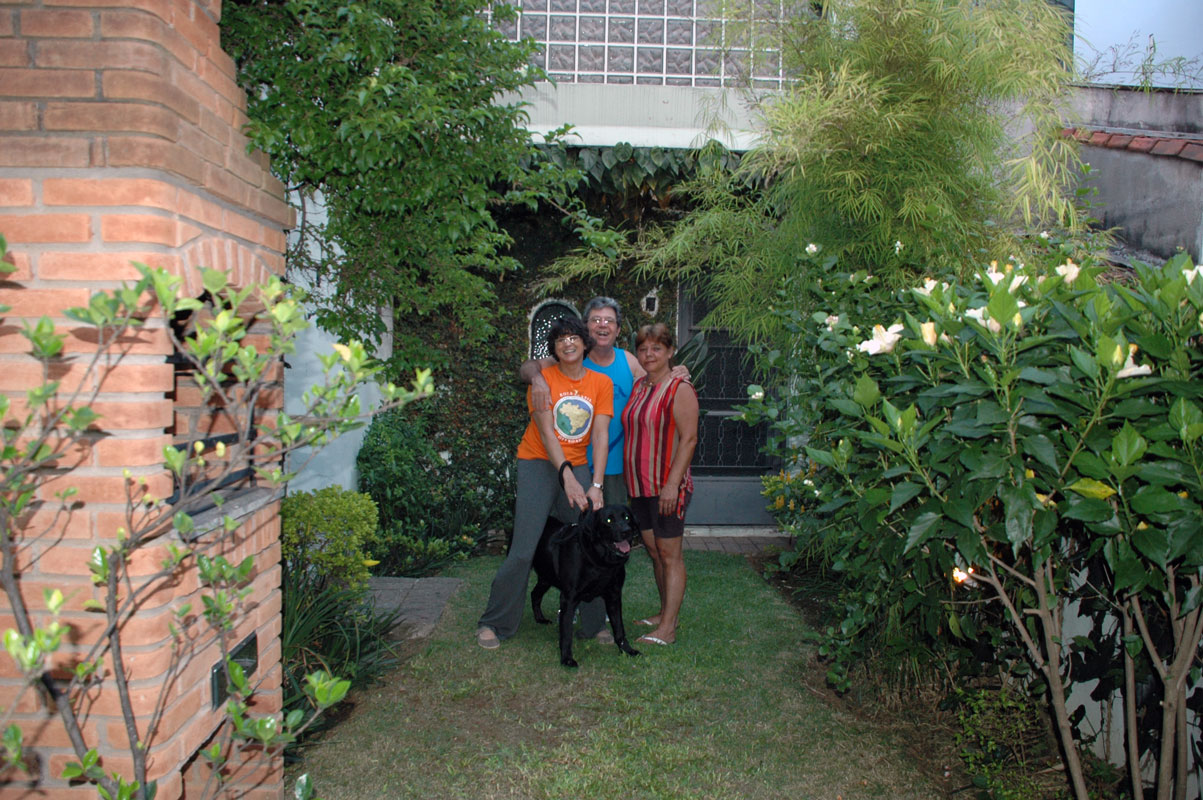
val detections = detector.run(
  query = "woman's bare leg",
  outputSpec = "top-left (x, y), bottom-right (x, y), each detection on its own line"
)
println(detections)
top-left (640, 528), bottom-right (664, 626)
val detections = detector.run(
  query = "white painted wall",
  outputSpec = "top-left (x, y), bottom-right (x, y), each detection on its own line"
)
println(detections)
top-left (1075, 0), bottom-right (1203, 88)
top-left (282, 193), bottom-right (391, 495)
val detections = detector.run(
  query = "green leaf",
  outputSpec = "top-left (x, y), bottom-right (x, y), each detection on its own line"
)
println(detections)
top-left (852, 374), bottom-right (880, 408)
top-left (904, 512), bottom-right (941, 553)
top-left (1062, 493), bottom-right (1115, 523)
top-left (1106, 538), bottom-right (1148, 594)
top-left (889, 482), bottom-right (924, 513)
top-left (1066, 478), bottom-right (1116, 500)
top-left (1131, 526), bottom-right (1170, 568)
top-left (1068, 346), bottom-right (1099, 380)
top-left (1020, 434), bottom-right (1059, 473)
top-left (1110, 423), bottom-right (1147, 468)
top-left (1129, 486), bottom-right (1183, 515)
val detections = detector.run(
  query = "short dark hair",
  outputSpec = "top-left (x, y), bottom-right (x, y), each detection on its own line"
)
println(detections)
top-left (634, 322), bottom-right (674, 350)
top-left (547, 315), bottom-right (593, 361)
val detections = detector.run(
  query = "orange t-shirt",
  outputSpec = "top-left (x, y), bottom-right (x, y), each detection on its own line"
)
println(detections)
top-left (516, 365), bottom-right (614, 466)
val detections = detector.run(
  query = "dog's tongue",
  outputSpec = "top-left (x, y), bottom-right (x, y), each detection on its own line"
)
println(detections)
top-left (616, 541), bottom-right (631, 554)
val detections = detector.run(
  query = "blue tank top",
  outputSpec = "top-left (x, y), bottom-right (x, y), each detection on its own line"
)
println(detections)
top-left (584, 348), bottom-right (634, 475)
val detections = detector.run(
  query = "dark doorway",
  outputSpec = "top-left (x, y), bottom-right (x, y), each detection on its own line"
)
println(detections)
top-left (677, 290), bottom-right (776, 525)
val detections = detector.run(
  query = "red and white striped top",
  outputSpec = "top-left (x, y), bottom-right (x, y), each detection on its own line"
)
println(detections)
top-left (621, 375), bottom-right (695, 515)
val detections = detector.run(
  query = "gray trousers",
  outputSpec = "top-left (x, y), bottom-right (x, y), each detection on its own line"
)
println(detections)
top-left (478, 459), bottom-right (606, 639)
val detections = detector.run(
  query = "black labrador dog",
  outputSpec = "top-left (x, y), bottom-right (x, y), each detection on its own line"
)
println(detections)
top-left (530, 504), bottom-right (642, 667)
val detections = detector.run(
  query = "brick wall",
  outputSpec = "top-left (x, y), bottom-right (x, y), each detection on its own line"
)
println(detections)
top-left (0, 0), bottom-right (291, 796)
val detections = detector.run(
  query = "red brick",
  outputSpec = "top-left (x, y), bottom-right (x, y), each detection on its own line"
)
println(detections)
top-left (38, 250), bottom-right (179, 280)
top-left (15, 507), bottom-right (93, 540)
top-left (202, 162), bottom-right (250, 207)
top-left (44, 100), bottom-right (179, 142)
top-left (0, 100), bottom-right (38, 131)
top-left (32, 543), bottom-right (100, 576)
top-left (1104, 134), bottom-right (1132, 149)
top-left (3, 250), bottom-right (32, 280)
top-left (1127, 136), bottom-right (1157, 153)
top-left (93, 433), bottom-right (172, 467)
top-left (98, 361), bottom-right (173, 392)
top-left (36, 470), bottom-right (171, 505)
top-left (101, 214), bottom-right (200, 247)
top-left (107, 136), bottom-right (204, 184)
top-left (102, 69), bottom-right (199, 123)
top-left (0, 178), bottom-right (33, 206)
top-left (20, 8), bottom-right (95, 37)
top-left (99, 8), bottom-right (196, 70)
top-left (1088, 131), bottom-right (1111, 147)
top-left (38, 39), bottom-right (167, 73)
top-left (0, 11), bottom-right (12, 35)
top-left (0, 67), bottom-right (96, 98)
top-left (18, 578), bottom-right (100, 613)
top-left (176, 190), bottom-right (223, 229)
top-left (0, 38), bottom-right (30, 67)
top-left (1151, 139), bottom-right (1187, 157)
top-left (177, 119), bottom-right (225, 167)
top-left (87, 398), bottom-right (173, 429)
top-left (1181, 143), bottom-right (1203, 163)
top-left (0, 286), bottom-right (91, 316)
top-left (0, 354), bottom-right (92, 388)
top-left (0, 324), bottom-right (171, 356)
top-left (44, 177), bottom-right (176, 210)
top-left (0, 136), bottom-right (91, 168)
top-left (0, 214), bottom-right (92, 244)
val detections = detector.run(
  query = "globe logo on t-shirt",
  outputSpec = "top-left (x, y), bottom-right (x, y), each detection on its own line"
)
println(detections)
top-left (553, 396), bottom-right (594, 441)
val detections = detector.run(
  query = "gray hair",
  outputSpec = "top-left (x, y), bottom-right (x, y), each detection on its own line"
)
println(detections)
top-left (582, 296), bottom-right (622, 326)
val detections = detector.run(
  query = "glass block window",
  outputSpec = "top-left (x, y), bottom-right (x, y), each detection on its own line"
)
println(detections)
top-left (490, 0), bottom-right (786, 88)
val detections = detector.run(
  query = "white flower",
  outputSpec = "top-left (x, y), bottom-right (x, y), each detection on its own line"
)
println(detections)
top-left (1056, 259), bottom-right (1080, 283)
top-left (920, 321), bottom-right (938, 347)
top-left (823, 314), bottom-right (840, 331)
top-left (1183, 265), bottom-right (1202, 286)
top-left (806, 243), bottom-right (819, 255)
top-left (981, 264), bottom-right (1005, 286)
top-left (751, 388), bottom-right (765, 400)
top-left (894, 240), bottom-right (904, 255)
top-left (856, 323), bottom-right (904, 355)
top-left (1008, 274), bottom-right (1027, 292)
top-left (1117, 344), bottom-right (1152, 379)
top-left (964, 306), bottom-right (1002, 333)
top-left (1039, 230), bottom-right (1050, 240)
top-left (914, 278), bottom-right (949, 297)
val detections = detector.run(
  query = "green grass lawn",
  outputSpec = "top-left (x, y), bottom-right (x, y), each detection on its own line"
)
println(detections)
top-left (289, 551), bottom-right (942, 799)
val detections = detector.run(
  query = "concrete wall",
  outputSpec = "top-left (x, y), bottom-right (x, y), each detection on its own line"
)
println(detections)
top-left (1069, 85), bottom-right (1203, 260)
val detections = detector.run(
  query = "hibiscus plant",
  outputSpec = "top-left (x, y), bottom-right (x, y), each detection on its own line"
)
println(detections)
top-left (744, 242), bottom-right (1202, 800)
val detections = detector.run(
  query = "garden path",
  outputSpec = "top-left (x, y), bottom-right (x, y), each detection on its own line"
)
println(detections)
top-left (368, 527), bottom-right (790, 638)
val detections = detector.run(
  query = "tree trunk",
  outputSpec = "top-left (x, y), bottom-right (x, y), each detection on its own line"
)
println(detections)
top-left (1122, 609), bottom-right (1145, 800)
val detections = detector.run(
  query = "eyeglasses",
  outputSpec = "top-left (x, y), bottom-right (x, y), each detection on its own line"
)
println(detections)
top-left (555, 335), bottom-right (582, 345)
top-left (588, 316), bottom-right (616, 327)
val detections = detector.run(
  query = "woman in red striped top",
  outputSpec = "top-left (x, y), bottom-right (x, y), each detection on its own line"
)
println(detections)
top-left (622, 323), bottom-right (698, 647)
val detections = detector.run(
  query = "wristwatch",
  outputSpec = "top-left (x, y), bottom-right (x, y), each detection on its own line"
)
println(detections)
top-left (590, 482), bottom-right (603, 490)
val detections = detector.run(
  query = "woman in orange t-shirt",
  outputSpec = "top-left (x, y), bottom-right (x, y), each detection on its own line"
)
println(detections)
top-left (476, 316), bottom-right (613, 648)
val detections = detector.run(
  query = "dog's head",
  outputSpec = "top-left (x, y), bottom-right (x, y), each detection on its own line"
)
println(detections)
top-left (581, 504), bottom-right (640, 565)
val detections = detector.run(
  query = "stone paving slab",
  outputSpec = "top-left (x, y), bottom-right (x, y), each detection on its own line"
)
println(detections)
top-left (367, 576), bottom-right (463, 639)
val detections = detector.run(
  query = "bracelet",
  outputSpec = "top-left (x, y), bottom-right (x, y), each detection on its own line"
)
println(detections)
top-left (557, 460), bottom-right (572, 489)
top-left (590, 482), bottom-right (603, 490)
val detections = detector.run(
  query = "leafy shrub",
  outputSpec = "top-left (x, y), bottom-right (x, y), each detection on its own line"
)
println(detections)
top-left (742, 240), bottom-right (1203, 798)
top-left (280, 487), bottom-right (399, 739)
top-left (280, 566), bottom-right (400, 737)
top-left (356, 410), bottom-right (484, 574)
top-left (281, 486), bottom-right (378, 592)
